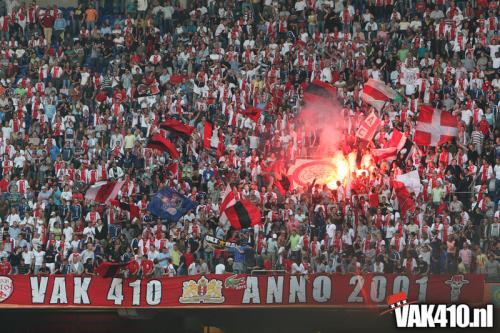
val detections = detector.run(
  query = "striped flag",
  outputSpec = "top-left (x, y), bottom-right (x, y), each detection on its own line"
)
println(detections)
top-left (219, 185), bottom-right (261, 229)
top-left (362, 79), bottom-right (397, 111)
top-left (372, 129), bottom-right (407, 162)
top-left (371, 146), bottom-right (398, 162)
top-left (303, 80), bottom-right (337, 108)
top-left (159, 119), bottom-right (195, 141)
top-left (224, 200), bottom-right (262, 230)
top-left (85, 181), bottom-right (125, 204)
top-left (147, 134), bottom-right (180, 159)
top-left (220, 185), bottom-right (237, 212)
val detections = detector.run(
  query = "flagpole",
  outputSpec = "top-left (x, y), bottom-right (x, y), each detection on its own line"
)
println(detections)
top-left (379, 101), bottom-right (388, 116)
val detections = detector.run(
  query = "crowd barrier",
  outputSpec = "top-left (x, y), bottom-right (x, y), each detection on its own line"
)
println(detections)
top-left (0, 273), bottom-right (489, 309)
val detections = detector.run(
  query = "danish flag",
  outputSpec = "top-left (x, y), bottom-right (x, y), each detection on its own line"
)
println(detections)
top-left (414, 105), bottom-right (458, 146)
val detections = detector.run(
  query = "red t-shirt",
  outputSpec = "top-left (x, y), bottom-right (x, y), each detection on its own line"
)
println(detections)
top-left (369, 193), bottom-right (380, 208)
top-left (0, 262), bottom-right (12, 275)
top-left (127, 260), bottom-right (140, 274)
top-left (183, 252), bottom-right (194, 268)
top-left (141, 260), bottom-right (154, 275)
top-left (0, 178), bottom-right (9, 192)
top-left (41, 15), bottom-right (55, 28)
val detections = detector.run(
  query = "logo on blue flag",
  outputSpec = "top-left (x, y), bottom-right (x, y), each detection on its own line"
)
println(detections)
top-left (147, 188), bottom-right (197, 222)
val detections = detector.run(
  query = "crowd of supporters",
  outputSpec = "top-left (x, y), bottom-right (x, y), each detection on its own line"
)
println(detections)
top-left (0, 0), bottom-right (498, 280)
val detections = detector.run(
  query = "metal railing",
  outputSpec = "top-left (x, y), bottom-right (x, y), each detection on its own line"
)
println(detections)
top-left (250, 269), bottom-right (286, 276)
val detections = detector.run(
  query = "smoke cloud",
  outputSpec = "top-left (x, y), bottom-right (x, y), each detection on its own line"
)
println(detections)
top-left (298, 98), bottom-right (348, 158)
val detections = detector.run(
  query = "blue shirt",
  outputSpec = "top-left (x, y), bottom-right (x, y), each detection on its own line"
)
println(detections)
top-left (50, 145), bottom-right (60, 161)
top-left (230, 246), bottom-right (247, 263)
top-left (54, 18), bottom-right (66, 30)
top-left (157, 252), bottom-right (170, 268)
top-left (44, 104), bottom-right (56, 121)
top-left (100, 26), bottom-right (112, 35)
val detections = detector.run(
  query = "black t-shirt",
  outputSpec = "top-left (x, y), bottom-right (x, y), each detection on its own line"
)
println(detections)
top-left (45, 250), bottom-right (56, 264)
top-left (9, 253), bottom-right (21, 266)
top-left (417, 261), bottom-right (428, 274)
top-left (243, 247), bottom-right (256, 267)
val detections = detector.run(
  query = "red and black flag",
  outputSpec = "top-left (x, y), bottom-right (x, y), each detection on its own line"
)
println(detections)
top-left (303, 80), bottom-right (337, 107)
top-left (147, 134), bottom-right (180, 159)
top-left (166, 162), bottom-right (181, 179)
top-left (159, 119), bottom-right (195, 141)
top-left (110, 199), bottom-right (140, 220)
top-left (239, 107), bottom-right (262, 123)
top-left (224, 199), bottom-right (261, 230)
top-left (203, 119), bottom-right (213, 150)
top-left (95, 261), bottom-right (128, 278)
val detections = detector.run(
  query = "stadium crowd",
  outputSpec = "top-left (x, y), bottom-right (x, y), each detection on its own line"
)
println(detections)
top-left (0, 0), bottom-right (498, 280)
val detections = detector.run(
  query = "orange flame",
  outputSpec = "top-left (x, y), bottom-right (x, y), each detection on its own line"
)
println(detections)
top-left (326, 152), bottom-right (371, 190)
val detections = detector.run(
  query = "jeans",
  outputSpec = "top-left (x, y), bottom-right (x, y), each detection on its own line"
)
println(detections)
top-left (108, 224), bottom-right (122, 239)
top-left (233, 262), bottom-right (245, 274)
top-left (204, 251), bottom-right (214, 271)
top-left (308, 23), bottom-right (316, 36)
top-left (86, 21), bottom-right (96, 31)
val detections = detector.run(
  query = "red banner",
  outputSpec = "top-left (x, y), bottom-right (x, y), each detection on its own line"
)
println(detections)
top-left (0, 274), bottom-right (485, 308)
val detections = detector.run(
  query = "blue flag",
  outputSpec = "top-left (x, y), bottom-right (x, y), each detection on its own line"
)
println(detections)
top-left (147, 188), bottom-right (197, 222)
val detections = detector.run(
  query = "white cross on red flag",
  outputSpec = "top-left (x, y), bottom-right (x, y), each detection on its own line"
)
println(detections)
top-left (355, 111), bottom-right (381, 142)
top-left (414, 105), bottom-right (458, 146)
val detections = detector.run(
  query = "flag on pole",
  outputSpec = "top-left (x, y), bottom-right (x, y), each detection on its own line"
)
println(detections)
top-left (159, 119), bottom-right (195, 141)
top-left (95, 262), bottom-right (128, 278)
top-left (110, 199), bottom-right (141, 220)
top-left (147, 188), bottom-right (197, 222)
top-left (396, 138), bottom-right (415, 169)
top-left (361, 79), bottom-right (397, 111)
top-left (396, 170), bottom-right (422, 196)
top-left (303, 80), bottom-right (337, 107)
top-left (147, 134), bottom-right (180, 159)
top-left (224, 200), bottom-right (262, 230)
top-left (393, 181), bottom-right (416, 217)
top-left (239, 107), bottom-right (263, 123)
top-left (220, 184), bottom-right (237, 212)
top-left (356, 112), bottom-right (381, 141)
top-left (414, 105), bottom-right (458, 146)
top-left (85, 181), bottom-right (125, 204)
top-left (384, 129), bottom-right (407, 149)
top-left (372, 129), bottom-right (408, 162)
top-left (203, 120), bottom-right (213, 149)
top-left (371, 147), bottom-right (398, 162)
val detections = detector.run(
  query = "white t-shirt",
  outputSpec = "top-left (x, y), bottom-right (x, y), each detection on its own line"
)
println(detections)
top-left (34, 250), bottom-right (45, 265)
top-left (22, 251), bottom-right (34, 264)
top-left (461, 109), bottom-right (473, 126)
top-left (188, 262), bottom-right (199, 275)
top-left (215, 263), bottom-right (226, 274)
top-left (295, 0), bottom-right (306, 11)
top-left (291, 262), bottom-right (303, 274)
top-left (326, 224), bottom-right (336, 239)
top-left (494, 165), bottom-right (500, 180)
top-left (385, 226), bottom-right (396, 239)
